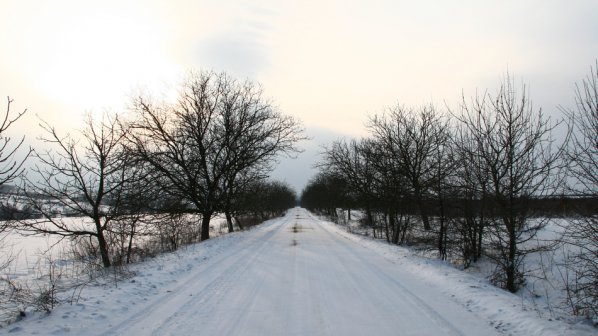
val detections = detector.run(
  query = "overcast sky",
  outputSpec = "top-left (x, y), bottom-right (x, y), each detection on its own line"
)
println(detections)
top-left (1, 0), bottom-right (597, 192)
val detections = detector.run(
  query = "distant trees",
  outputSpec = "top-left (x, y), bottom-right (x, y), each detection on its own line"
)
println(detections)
top-left (367, 104), bottom-right (453, 250)
top-left (0, 97), bottom-right (31, 328)
top-left (6, 70), bottom-right (302, 270)
top-left (20, 114), bottom-right (130, 267)
top-left (311, 72), bottom-right (567, 293)
top-left (562, 62), bottom-right (597, 195)
top-left (320, 139), bottom-right (377, 227)
top-left (455, 75), bottom-right (563, 292)
top-left (449, 115), bottom-right (490, 267)
top-left (300, 172), bottom-right (350, 218)
top-left (560, 61), bottom-right (598, 317)
top-left (0, 97), bottom-right (30, 188)
top-left (235, 180), bottom-right (297, 227)
top-left (315, 105), bottom-right (451, 244)
top-left (368, 104), bottom-right (450, 232)
top-left (0, 97), bottom-right (32, 223)
top-left (0, 78), bottom-right (301, 324)
top-left (129, 71), bottom-right (303, 241)
top-left (0, 96), bottom-right (31, 279)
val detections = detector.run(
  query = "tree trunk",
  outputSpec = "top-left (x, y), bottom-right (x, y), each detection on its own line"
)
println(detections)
top-left (391, 213), bottom-right (401, 244)
top-left (384, 211), bottom-right (395, 243)
top-left (438, 218), bottom-right (446, 260)
top-left (400, 216), bottom-right (410, 244)
top-left (225, 211), bottom-right (234, 233)
top-left (418, 201), bottom-right (431, 230)
top-left (415, 186), bottom-right (431, 230)
top-left (437, 196), bottom-right (447, 260)
top-left (200, 211), bottom-right (212, 241)
top-left (365, 206), bottom-right (373, 227)
top-left (476, 218), bottom-right (483, 261)
top-left (94, 221), bottom-right (111, 267)
top-left (476, 194), bottom-right (486, 261)
top-left (235, 216), bottom-right (244, 231)
top-left (126, 220), bottom-right (136, 264)
top-left (507, 224), bottom-right (517, 292)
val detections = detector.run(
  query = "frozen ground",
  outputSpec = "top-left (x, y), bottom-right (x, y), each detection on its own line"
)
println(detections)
top-left (4, 208), bottom-right (595, 335)
top-left (337, 209), bottom-right (598, 328)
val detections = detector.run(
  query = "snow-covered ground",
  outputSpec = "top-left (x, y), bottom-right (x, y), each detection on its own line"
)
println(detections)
top-left (337, 209), bottom-right (598, 328)
top-left (1, 215), bottom-right (230, 281)
top-left (3, 208), bottom-right (595, 335)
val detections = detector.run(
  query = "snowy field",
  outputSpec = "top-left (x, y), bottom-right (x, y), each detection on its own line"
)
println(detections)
top-left (3, 208), bottom-right (596, 335)
top-left (335, 210), bottom-right (597, 328)
top-left (1, 216), bottom-right (230, 279)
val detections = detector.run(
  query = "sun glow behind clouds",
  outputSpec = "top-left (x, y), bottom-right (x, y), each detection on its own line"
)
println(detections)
top-left (5, 1), bottom-right (182, 116)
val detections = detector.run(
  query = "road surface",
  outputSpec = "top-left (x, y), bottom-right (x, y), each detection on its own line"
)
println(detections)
top-left (100, 208), bottom-right (500, 336)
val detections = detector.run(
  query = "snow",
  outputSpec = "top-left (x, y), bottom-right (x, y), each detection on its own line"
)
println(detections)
top-left (1, 215), bottom-right (230, 282)
top-left (3, 208), bottom-right (595, 335)
top-left (338, 209), bottom-right (598, 327)
top-left (321, 215), bottom-right (595, 335)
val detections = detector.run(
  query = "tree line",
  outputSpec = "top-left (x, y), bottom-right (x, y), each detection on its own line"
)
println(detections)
top-left (1, 70), bottom-right (302, 268)
top-left (301, 63), bottom-right (597, 316)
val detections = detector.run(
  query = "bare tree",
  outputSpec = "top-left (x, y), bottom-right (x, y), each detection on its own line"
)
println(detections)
top-left (562, 62), bottom-right (597, 195)
top-left (300, 172), bottom-right (349, 218)
top-left (432, 130), bottom-right (455, 260)
top-left (559, 61), bottom-right (598, 317)
top-left (130, 71), bottom-right (303, 241)
top-left (20, 114), bottom-right (128, 267)
top-left (221, 168), bottom-right (262, 232)
top-left (321, 139), bottom-right (377, 228)
top-left (0, 97), bottom-right (31, 189)
top-left (365, 138), bottom-right (412, 243)
top-left (0, 97), bottom-right (31, 324)
top-left (449, 116), bottom-right (491, 268)
top-left (0, 97), bottom-right (32, 227)
top-left (368, 104), bottom-right (450, 231)
top-left (105, 157), bottom-right (157, 264)
top-left (456, 74), bottom-right (564, 292)
top-left (130, 72), bottom-right (228, 242)
top-left (217, 78), bottom-right (303, 232)
top-left (320, 106), bottom-right (450, 244)
top-left (235, 179), bottom-right (296, 224)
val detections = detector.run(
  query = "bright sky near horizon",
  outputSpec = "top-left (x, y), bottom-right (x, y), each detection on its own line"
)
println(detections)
top-left (1, 0), bottom-right (597, 192)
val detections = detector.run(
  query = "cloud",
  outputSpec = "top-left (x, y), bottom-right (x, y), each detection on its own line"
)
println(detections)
top-left (193, 3), bottom-right (278, 79)
top-left (196, 33), bottom-right (269, 79)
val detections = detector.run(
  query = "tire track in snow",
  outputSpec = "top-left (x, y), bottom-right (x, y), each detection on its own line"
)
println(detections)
top-left (216, 220), bottom-right (306, 335)
top-left (299, 215), bottom-right (406, 335)
top-left (100, 215), bottom-right (290, 336)
top-left (152, 218), bottom-right (288, 336)
top-left (297, 219), bottom-right (334, 336)
top-left (312, 214), bottom-right (466, 336)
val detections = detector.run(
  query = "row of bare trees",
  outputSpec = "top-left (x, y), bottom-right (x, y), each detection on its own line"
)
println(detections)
top-left (0, 96), bottom-right (30, 253)
top-left (558, 63), bottom-right (598, 318)
top-left (0, 97), bottom-right (32, 323)
top-left (3, 70), bottom-right (302, 269)
top-left (302, 67), bottom-right (596, 301)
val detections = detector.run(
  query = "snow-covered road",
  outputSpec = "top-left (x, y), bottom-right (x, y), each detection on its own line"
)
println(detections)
top-left (96, 207), bottom-right (499, 336)
top-left (12, 207), bottom-right (591, 335)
